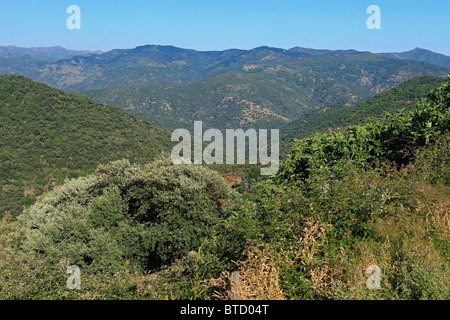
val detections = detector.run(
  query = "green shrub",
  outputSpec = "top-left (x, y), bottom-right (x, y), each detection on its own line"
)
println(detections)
top-left (279, 77), bottom-right (450, 183)
top-left (16, 156), bottom-right (237, 273)
top-left (194, 79), bottom-right (450, 300)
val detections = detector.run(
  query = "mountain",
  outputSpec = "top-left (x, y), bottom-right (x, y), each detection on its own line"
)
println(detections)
top-left (1, 44), bottom-right (449, 130)
top-left (82, 52), bottom-right (450, 130)
top-left (0, 46), bottom-right (102, 82)
top-left (378, 48), bottom-right (450, 69)
top-left (24, 45), bottom-right (249, 90)
top-left (0, 52), bottom-right (55, 79)
top-left (280, 76), bottom-right (447, 154)
top-left (0, 45), bottom-right (103, 59)
top-left (1, 44), bottom-right (448, 93)
top-left (287, 46), bottom-right (361, 57)
top-left (0, 75), bottom-right (172, 218)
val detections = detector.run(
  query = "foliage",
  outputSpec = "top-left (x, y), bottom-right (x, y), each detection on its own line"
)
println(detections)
top-left (279, 76), bottom-right (450, 182)
top-left (10, 156), bottom-right (237, 274)
top-left (0, 75), bottom-right (172, 218)
top-left (189, 78), bottom-right (450, 300)
top-left (1, 71), bottom-right (449, 301)
top-left (281, 76), bottom-right (447, 153)
top-left (82, 52), bottom-right (449, 130)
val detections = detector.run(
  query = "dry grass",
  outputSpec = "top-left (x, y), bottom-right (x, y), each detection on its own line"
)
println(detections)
top-left (210, 216), bottom-right (335, 300)
top-left (210, 183), bottom-right (449, 300)
top-left (210, 244), bottom-right (285, 300)
top-left (326, 191), bottom-right (450, 299)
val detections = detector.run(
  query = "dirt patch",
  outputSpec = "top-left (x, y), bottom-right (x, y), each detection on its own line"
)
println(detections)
top-left (2, 211), bottom-right (12, 222)
top-left (24, 186), bottom-right (35, 197)
top-left (225, 175), bottom-right (242, 188)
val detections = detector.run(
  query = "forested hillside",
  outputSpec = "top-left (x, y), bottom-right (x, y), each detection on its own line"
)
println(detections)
top-left (82, 53), bottom-right (450, 130)
top-left (0, 75), bottom-right (172, 218)
top-left (281, 76), bottom-right (447, 152)
top-left (2, 44), bottom-right (449, 131)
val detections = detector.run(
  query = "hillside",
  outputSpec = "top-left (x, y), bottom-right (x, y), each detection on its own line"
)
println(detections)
top-left (1, 44), bottom-right (448, 93)
top-left (379, 48), bottom-right (450, 69)
top-left (1, 45), bottom-right (448, 130)
top-left (0, 52), bottom-right (56, 80)
top-left (10, 45), bottom-right (249, 90)
top-left (281, 76), bottom-right (447, 152)
top-left (0, 75), bottom-right (172, 218)
top-left (82, 52), bottom-right (450, 130)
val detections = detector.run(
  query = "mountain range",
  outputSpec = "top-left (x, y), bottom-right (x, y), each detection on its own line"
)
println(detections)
top-left (62, 45), bottom-right (449, 129)
top-left (0, 45), bottom-right (103, 59)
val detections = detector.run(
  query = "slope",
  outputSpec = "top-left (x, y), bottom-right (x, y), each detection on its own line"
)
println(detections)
top-left (82, 52), bottom-right (450, 130)
top-left (2, 45), bottom-right (449, 95)
top-left (379, 48), bottom-right (450, 69)
top-left (280, 76), bottom-right (447, 154)
top-left (0, 75), bottom-right (172, 218)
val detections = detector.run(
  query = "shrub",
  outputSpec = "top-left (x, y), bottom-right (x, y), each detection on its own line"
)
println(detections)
top-left (279, 77), bottom-right (450, 183)
top-left (198, 77), bottom-right (450, 299)
top-left (15, 156), bottom-right (237, 273)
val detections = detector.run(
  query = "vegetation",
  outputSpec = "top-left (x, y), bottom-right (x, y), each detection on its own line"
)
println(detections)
top-left (2, 45), bottom-right (446, 92)
top-left (12, 157), bottom-right (235, 273)
top-left (82, 52), bottom-right (449, 130)
top-left (378, 47), bottom-right (450, 69)
top-left (0, 75), bottom-right (172, 218)
top-left (2, 44), bottom-right (449, 131)
top-left (280, 76), bottom-right (447, 153)
top-left (1, 76), bottom-right (449, 300)
top-left (198, 77), bottom-right (450, 300)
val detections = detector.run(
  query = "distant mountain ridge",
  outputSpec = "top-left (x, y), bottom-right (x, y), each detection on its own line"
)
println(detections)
top-left (0, 45), bottom-right (103, 59)
top-left (1, 44), bottom-right (449, 130)
top-left (1, 44), bottom-right (449, 91)
top-left (287, 46), bottom-right (361, 57)
top-left (1, 44), bottom-right (449, 68)
top-left (378, 47), bottom-right (450, 69)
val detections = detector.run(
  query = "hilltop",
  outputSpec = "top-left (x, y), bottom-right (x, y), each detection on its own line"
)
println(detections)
top-left (379, 47), bottom-right (450, 69)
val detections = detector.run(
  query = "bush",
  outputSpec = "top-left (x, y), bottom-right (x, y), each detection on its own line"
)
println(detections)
top-left (279, 77), bottom-right (450, 183)
top-left (15, 156), bottom-right (237, 273)
top-left (194, 79), bottom-right (450, 300)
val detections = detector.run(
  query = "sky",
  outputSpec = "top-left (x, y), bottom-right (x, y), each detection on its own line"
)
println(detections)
top-left (1, 0), bottom-right (449, 55)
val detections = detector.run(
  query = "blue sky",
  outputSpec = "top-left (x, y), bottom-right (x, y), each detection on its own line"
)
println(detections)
top-left (1, 0), bottom-right (449, 55)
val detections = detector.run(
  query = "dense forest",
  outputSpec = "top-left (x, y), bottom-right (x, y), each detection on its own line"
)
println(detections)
top-left (0, 75), bottom-right (172, 218)
top-left (1, 76), bottom-right (448, 300)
